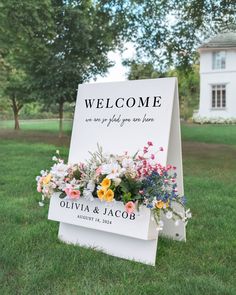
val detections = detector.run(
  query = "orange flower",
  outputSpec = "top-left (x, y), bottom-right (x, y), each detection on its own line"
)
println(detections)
top-left (104, 189), bottom-right (114, 202)
top-left (97, 188), bottom-right (106, 200)
top-left (155, 200), bottom-right (164, 209)
top-left (101, 178), bottom-right (111, 189)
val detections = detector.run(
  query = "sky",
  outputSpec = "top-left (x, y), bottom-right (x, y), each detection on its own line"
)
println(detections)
top-left (93, 42), bottom-right (136, 83)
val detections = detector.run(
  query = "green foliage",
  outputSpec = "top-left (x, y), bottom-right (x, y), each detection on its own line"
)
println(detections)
top-left (72, 169), bottom-right (82, 181)
top-left (125, 61), bottom-right (164, 80)
top-left (0, 96), bottom-right (11, 120)
top-left (119, 176), bottom-right (142, 200)
top-left (168, 65), bottom-right (200, 120)
top-left (0, 54), bottom-right (36, 128)
top-left (0, 1), bottom-right (130, 131)
top-left (122, 192), bottom-right (132, 203)
top-left (1, 1), bottom-right (128, 104)
top-left (3, 67), bottom-right (30, 103)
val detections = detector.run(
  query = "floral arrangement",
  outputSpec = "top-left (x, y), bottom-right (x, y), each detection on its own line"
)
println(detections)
top-left (36, 142), bottom-right (191, 229)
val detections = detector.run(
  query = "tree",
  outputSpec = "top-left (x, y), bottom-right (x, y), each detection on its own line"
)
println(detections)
top-left (125, 61), bottom-right (164, 80)
top-left (1, 0), bottom-right (129, 135)
top-left (1, 57), bottom-right (33, 129)
top-left (167, 65), bottom-right (200, 120)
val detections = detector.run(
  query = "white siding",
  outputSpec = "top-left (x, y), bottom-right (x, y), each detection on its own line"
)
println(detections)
top-left (197, 49), bottom-right (236, 119)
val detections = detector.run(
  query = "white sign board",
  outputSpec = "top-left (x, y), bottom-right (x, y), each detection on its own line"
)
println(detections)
top-left (50, 77), bottom-right (186, 265)
top-left (49, 194), bottom-right (158, 240)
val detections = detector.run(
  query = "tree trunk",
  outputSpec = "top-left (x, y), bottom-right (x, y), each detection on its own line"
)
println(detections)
top-left (11, 97), bottom-right (22, 130)
top-left (14, 111), bottom-right (20, 130)
top-left (59, 100), bottom-right (64, 138)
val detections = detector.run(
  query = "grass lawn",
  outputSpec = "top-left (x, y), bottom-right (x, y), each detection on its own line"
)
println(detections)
top-left (0, 124), bottom-right (236, 294)
top-left (181, 123), bottom-right (236, 145)
top-left (0, 119), bottom-right (73, 135)
top-left (1, 119), bottom-right (236, 145)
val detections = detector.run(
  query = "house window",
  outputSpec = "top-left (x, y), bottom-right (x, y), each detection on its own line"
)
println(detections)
top-left (212, 85), bottom-right (226, 109)
top-left (212, 51), bottom-right (226, 69)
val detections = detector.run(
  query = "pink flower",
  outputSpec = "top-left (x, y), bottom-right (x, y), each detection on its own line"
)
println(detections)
top-left (159, 147), bottom-right (164, 151)
top-left (151, 154), bottom-right (155, 160)
top-left (143, 169), bottom-right (148, 176)
top-left (64, 187), bottom-right (80, 199)
top-left (69, 190), bottom-right (81, 199)
top-left (166, 164), bottom-right (172, 170)
top-left (64, 186), bottom-right (71, 196)
top-left (147, 141), bottom-right (153, 146)
top-left (143, 146), bottom-right (148, 154)
top-left (37, 184), bottom-right (42, 192)
top-left (125, 201), bottom-right (135, 214)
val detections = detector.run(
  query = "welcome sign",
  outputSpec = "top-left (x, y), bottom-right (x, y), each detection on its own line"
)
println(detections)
top-left (48, 77), bottom-right (186, 265)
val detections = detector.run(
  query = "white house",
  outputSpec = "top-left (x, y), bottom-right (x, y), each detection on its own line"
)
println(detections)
top-left (194, 32), bottom-right (236, 123)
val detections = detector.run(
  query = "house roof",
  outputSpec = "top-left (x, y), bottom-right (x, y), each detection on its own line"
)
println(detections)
top-left (198, 31), bottom-right (236, 50)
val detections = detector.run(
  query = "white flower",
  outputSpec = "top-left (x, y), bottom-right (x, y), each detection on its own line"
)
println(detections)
top-left (52, 156), bottom-right (57, 161)
top-left (40, 170), bottom-right (47, 176)
top-left (101, 162), bottom-right (124, 179)
top-left (38, 201), bottom-right (44, 207)
top-left (70, 178), bottom-right (77, 185)
top-left (122, 158), bottom-right (134, 168)
top-left (51, 162), bottom-right (68, 179)
top-left (113, 178), bottom-right (121, 187)
top-left (152, 198), bottom-right (157, 207)
top-left (165, 211), bottom-right (173, 219)
top-left (56, 150), bottom-right (60, 154)
top-left (57, 181), bottom-right (67, 190)
top-left (186, 209), bottom-right (192, 219)
top-left (87, 180), bottom-right (95, 191)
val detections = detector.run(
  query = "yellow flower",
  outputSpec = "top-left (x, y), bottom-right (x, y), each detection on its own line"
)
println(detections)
top-left (155, 200), bottom-right (164, 209)
top-left (101, 178), bottom-right (111, 189)
top-left (43, 173), bottom-right (52, 185)
top-left (97, 188), bottom-right (106, 201)
top-left (104, 189), bottom-right (114, 202)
